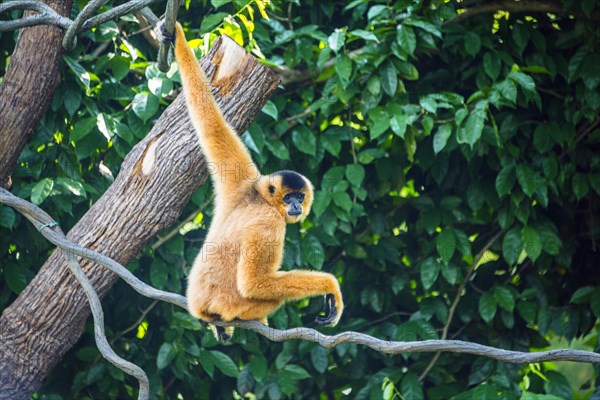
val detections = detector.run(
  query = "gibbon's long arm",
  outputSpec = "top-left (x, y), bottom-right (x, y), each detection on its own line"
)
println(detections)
top-left (236, 237), bottom-right (343, 326)
top-left (172, 23), bottom-right (260, 200)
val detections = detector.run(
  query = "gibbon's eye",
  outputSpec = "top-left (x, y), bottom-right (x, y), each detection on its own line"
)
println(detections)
top-left (298, 193), bottom-right (305, 203)
top-left (283, 194), bottom-right (292, 204)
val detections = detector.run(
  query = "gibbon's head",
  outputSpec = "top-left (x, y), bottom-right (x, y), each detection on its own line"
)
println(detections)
top-left (258, 171), bottom-right (313, 223)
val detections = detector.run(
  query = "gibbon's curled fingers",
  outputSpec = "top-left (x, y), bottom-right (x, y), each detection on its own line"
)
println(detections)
top-left (159, 22), bottom-right (343, 341)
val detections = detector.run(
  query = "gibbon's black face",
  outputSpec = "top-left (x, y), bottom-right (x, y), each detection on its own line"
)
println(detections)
top-left (283, 192), bottom-right (305, 217)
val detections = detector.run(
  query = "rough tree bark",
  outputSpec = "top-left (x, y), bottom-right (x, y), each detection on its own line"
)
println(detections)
top-left (0, 36), bottom-right (280, 399)
top-left (0, 0), bottom-right (73, 189)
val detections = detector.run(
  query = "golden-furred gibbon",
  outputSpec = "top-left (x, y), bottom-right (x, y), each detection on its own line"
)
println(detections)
top-left (160, 22), bottom-right (343, 341)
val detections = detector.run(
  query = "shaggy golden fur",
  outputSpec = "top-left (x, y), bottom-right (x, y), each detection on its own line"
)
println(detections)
top-left (168, 23), bottom-right (343, 339)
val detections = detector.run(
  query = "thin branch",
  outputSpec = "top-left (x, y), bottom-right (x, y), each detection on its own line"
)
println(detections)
top-left (419, 229), bottom-right (504, 381)
top-left (0, 188), bottom-right (187, 310)
top-left (63, 0), bottom-right (111, 50)
top-left (110, 300), bottom-right (158, 345)
top-left (0, 187), bottom-right (598, 400)
top-left (157, 0), bottom-right (179, 72)
top-left (0, 0), bottom-right (71, 31)
top-left (0, 0), bottom-right (163, 40)
top-left (62, 251), bottom-right (150, 400)
top-left (449, 0), bottom-right (600, 24)
top-left (216, 320), bottom-right (600, 364)
top-left (151, 197), bottom-right (213, 250)
top-left (82, 0), bottom-right (162, 31)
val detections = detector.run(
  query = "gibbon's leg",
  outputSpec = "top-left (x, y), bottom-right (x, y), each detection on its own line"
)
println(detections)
top-left (237, 270), bottom-right (343, 326)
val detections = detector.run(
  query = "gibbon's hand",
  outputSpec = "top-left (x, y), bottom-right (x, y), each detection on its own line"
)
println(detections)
top-left (315, 294), bottom-right (338, 326)
top-left (157, 21), bottom-right (175, 45)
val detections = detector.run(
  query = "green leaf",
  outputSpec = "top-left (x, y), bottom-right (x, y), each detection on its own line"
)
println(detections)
top-left (521, 226), bottom-right (542, 261)
top-left (533, 123), bottom-right (552, 153)
top-left (332, 192), bottom-right (353, 212)
top-left (157, 343), bottom-right (176, 369)
top-left (0, 206), bottom-right (16, 229)
top-left (335, 53), bottom-right (353, 86)
top-left (479, 292), bottom-right (497, 323)
top-left (31, 178), bottom-right (54, 205)
top-left (405, 19), bottom-right (442, 38)
top-left (312, 191), bottom-right (332, 218)
top-left (496, 164), bottom-right (515, 196)
top-left (572, 172), bottom-right (589, 200)
top-left (320, 134), bottom-right (341, 156)
top-left (483, 52), bottom-right (501, 81)
top-left (71, 117), bottom-right (96, 142)
top-left (502, 227), bottom-right (522, 265)
top-left (291, 126), bottom-right (317, 156)
top-left (420, 257), bottom-right (440, 290)
top-left (380, 62), bottom-right (398, 96)
top-left (261, 101), bottom-right (278, 120)
top-left (283, 365), bottom-right (310, 380)
top-left (420, 96), bottom-right (437, 114)
top-left (63, 85), bottom-right (82, 116)
top-left (441, 263), bottom-right (459, 285)
top-left (249, 355), bottom-right (267, 382)
top-left (433, 123), bottom-right (452, 154)
top-left (436, 230), bottom-right (456, 263)
top-left (496, 79), bottom-right (517, 103)
top-left (210, 350), bottom-right (239, 378)
top-left (345, 164), bottom-right (365, 187)
top-left (390, 114), bottom-right (408, 138)
top-left (536, 224), bottom-right (562, 255)
top-left (265, 139), bottom-right (290, 160)
top-left (150, 259), bottom-right (168, 288)
top-left (4, 264), bottom-right (27, 293)
top-left (516, 164), bottom-right (541, 197)
top-left (148, 77), bottom-right (173, 97)
top-left (396, 24), bottom-right (416, 55)
top-left (109, 55), bottom-right (130, 80)
top-left (349, 29), bottom-right (379, 43)
top-left (582, 53), bottom-right (600, 89)
top-left (457, 106), bottom-right (486, 148)
top-left (368, 107), bottom-right (390, 139)
top-left (544, 371), bottom-right (572, 400)
top-left (328, 29), bottom-right (345, 52)
top-left (301, 235), bottom-right (325, 270)
top-left (569, 286), bottom-right (597, 304)
top-left (131, 93), bottom-right (159, 123)
top-left (310, 346), bottom-right (329, 374)
top-left (64, 56), bottom-right (91, 88)
top-left (494, 286), bottom-right (515, 312)
top-left (172, 312), bottom-right (202, 330)
top-left (401, 373), bottom-right (424, 400)
top-left (464, 32), bottom-right (481, 56)
top-left (509, 71), bottom-right (536, 93)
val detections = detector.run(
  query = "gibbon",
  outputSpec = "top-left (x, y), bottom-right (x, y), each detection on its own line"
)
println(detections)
top-left (160, 22), bottom-right (343, 341)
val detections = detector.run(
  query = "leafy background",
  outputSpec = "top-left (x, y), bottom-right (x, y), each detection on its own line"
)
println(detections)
top-left (1, 0), bottom-right (599, 399)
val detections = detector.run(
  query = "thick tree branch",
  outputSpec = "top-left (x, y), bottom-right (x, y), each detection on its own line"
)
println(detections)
top-left (0, 34), bottom-right (280, 398)
top-left (0, 0), bottom-right (72, 189)
top-left (452, 0), bottom-right (600, 24)
top-left (0, 0), bottom-right (163, 33)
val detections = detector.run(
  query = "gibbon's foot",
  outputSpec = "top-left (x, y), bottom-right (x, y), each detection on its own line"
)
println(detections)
top-left (208, 323), bottom-right (232, 342)
top-left (157, 21), bottom-right (175, 45)
top-left (315, 294), bottom-right (337, 326)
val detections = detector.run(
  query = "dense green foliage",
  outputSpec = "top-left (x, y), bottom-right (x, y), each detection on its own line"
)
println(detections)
top-left (1, 0), bottom-right (600, 398)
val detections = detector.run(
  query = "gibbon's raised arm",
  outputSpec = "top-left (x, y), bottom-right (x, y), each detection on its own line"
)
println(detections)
top-left (172, 23), bottom-right (260, 199)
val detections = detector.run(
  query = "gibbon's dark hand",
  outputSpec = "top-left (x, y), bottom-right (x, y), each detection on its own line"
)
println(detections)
top-left (315, 294), bottom-right (338, 326)
top-left (157, 21), bottom-right (175, 45)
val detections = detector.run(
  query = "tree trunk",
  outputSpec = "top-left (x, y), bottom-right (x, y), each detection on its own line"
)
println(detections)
top-left (0, 35), bottom-right (280, 399)
top-left (0, 0), bottom-right (73, 189)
